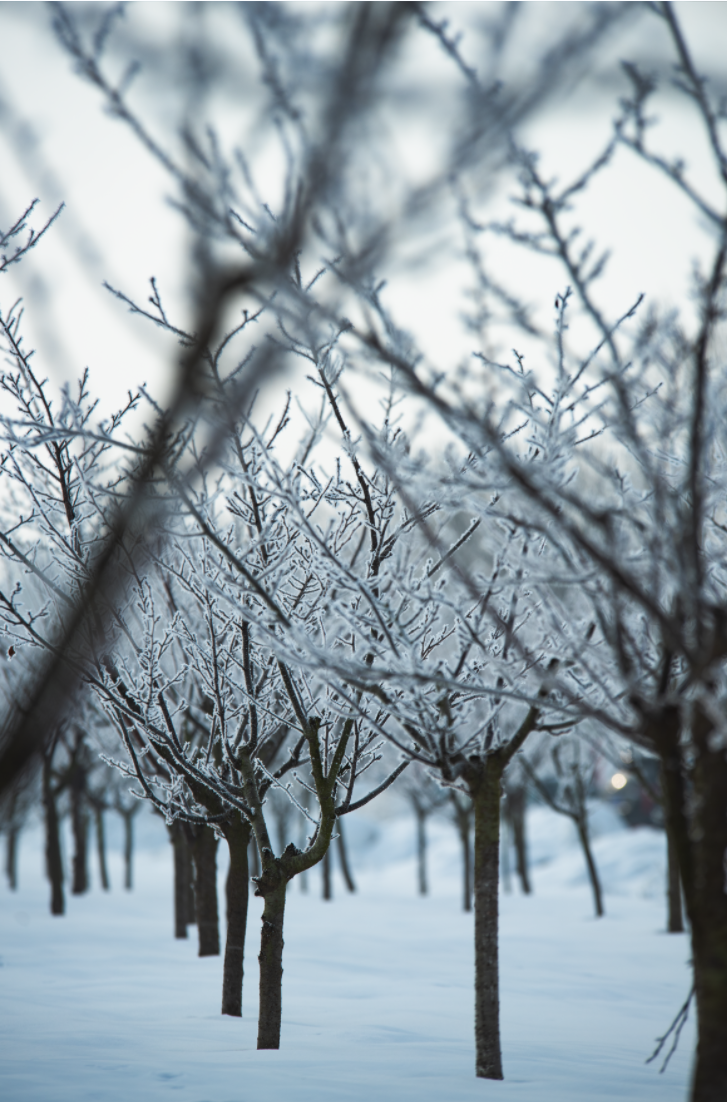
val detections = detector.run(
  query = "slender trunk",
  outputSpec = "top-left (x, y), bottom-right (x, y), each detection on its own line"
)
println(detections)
top-left (336, 818), bottom-right (356, 893)
top-left (170, 821), bottom-right (189, 939)
top-left (221, 816), bottom-right (250, 1017)
top-left (122, 810), bottom-right (134, 890)
top-left (454, 807), bottom-right (472, 912)
top-left (43, 758), bottom-right (64, 916)
top-left (191, 826), bottom-right (220, 957)
top-left (94, 806), bottom-right (110, 891)
top-left (184, 831), bottom-right (196, 925)
top-left (257, 880), bottom-right (287, 1049)
top-left (500, 802), bottom-right (512, 894)
top-left (509, 788), bottom-right (531, 895)
top-left (576, 815), bottom-right (604, 918)
top-left (469, 759), bottom-right (504, 1080)
top-left (416, 808), bottom-right (428, 895)
top-left (299, 788), bottom-right (310, 893)
top-left (322, 845), bottom-right (332, 900)
top-left (660, 758), bottom-right (684, 934)
top-left (70, 771), bottom-right (88, 895)
top-left (666, 826), bottom-right (684, 934)
top-left (5, 826), bottom-right (19, 890)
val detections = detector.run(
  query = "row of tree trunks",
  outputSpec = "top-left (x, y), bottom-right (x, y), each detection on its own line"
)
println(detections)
top-left (42, 786), bottom-right (138, 905)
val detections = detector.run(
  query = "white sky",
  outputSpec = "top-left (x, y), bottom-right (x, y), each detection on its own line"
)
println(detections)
top-left (0, 2), bottom-right (725, 428)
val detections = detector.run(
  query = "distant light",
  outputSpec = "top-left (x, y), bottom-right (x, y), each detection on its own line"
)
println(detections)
top-left (611, 772), bottom-right (628, 790)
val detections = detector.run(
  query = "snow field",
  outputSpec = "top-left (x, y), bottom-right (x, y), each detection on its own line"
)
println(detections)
top-left (0, 803), bottom-right (694, 1101)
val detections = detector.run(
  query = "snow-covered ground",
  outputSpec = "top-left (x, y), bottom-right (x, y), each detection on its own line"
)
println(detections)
top-left (0, 802), bottom-right (694, 1101)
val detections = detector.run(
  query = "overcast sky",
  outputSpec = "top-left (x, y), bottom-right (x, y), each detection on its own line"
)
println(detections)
top-left (1, 2), bottom-right (725, 424)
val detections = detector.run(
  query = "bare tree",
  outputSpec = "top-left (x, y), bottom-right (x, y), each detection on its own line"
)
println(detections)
top-left (521, 735), bottom-right (604, 917)
top-left (340, 8), bottom-right (727, 1094)
top-left (399, 763), bottom-right (447, 897)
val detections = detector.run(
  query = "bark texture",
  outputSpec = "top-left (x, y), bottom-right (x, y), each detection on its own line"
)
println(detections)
top-left (687, 717), bottom-right (727, 1102)
top-left (191, 825), bottom-right (220, 957)
top-left (220, 815), bottom-right (250, 1017)
top-left (665, 808), bottom-right (684, 934)
top-left (466, 758), bottom-right (505, 1081)
top-left (170, 821), bottom-right (189, 939)
top-left (257, 881), bottom-right (287, 1049)
top-left (184, 831), bottom-right (196, 925)
top-left (653, 706), bottom-right (727, 1102)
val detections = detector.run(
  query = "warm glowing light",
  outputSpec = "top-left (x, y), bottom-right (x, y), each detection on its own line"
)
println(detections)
top-left (611, 772), bottom-right (628, 790)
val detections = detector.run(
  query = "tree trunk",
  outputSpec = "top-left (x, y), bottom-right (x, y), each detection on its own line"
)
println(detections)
top-left (122, 810), bottom-right (134, 890)
top-left (299, 788), bottom-right (310, 893)
top-left (336, 818), bottom-right (356, 893)
top-left (191, 825), bottom-right (220, 957)
top-left (468, 758), bottom-right (505, 1080)
top-left (451, 797), bottom-right (473, 912)
top-left (575, 815), bottom-right (604, 918)
top-left (169, 821), bottom-right (189, 939)
top-left (70, 768), bottom-right (88, 895)
top-left (416, 807), bottom-right (428, 895)
top-left (666, 826), bottom-right (684, 934)
top-left (461, 818), bottom-right (472, 912)
top-left (94, 806), bottom-right (110, 891)
top-left (321, 844), bottom-right (332, 900)
top-left (249, 837), bottom-right (260, 878)
top-left (5, 826), bottom-right (18, 890)
top-left (686, 715), bottom-right (727, 1102)
top-left (43, 757), bottom-right (64, 916)
top-left (257, 880), bottom-right (287, 1049)
top-left (500, 802), bottom-right (512, 894)
top-left (220, 815), bottom-right (251, 1017)
top-left (648, 704), bottom-right (727, 1101)
top-left (508, 787), bottom-right (531, 895)
top-left (184, 830), bottom-right (196, 925)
